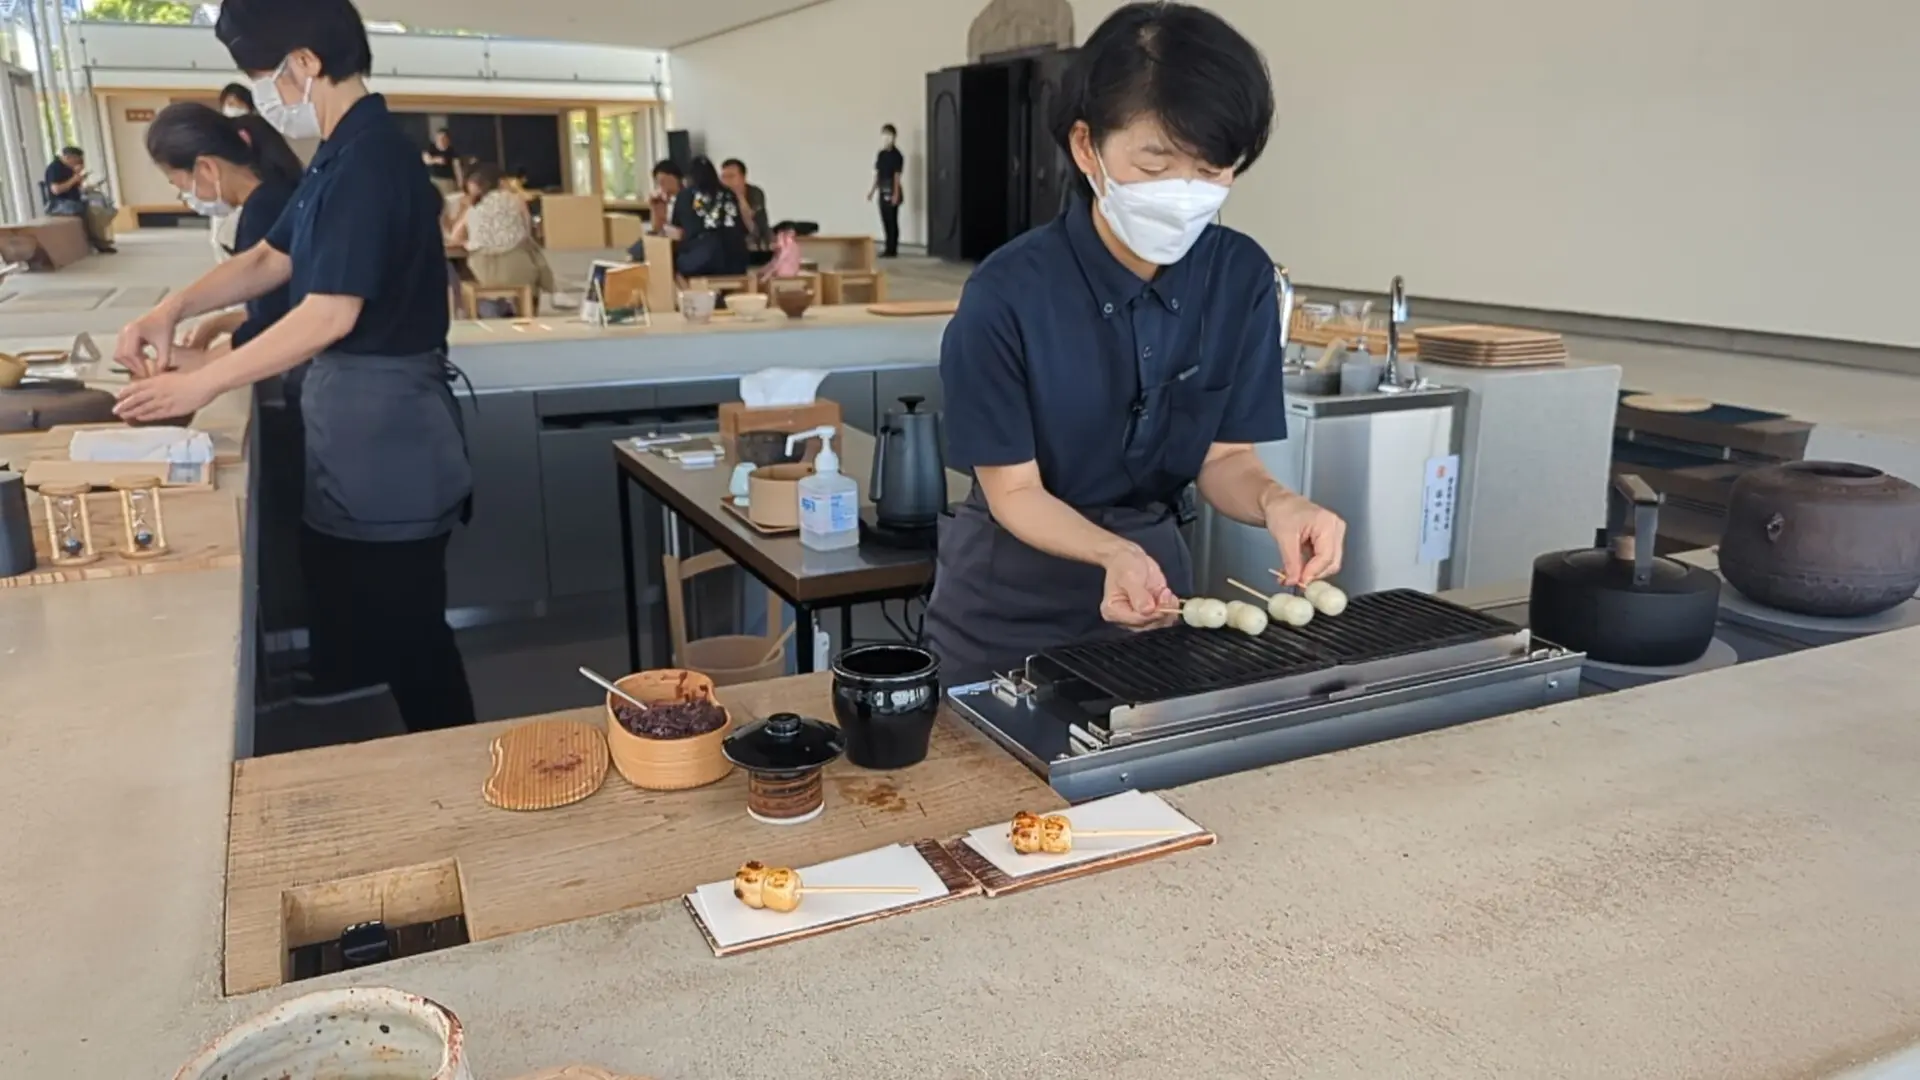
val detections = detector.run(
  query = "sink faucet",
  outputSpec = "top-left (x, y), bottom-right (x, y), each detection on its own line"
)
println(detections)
top-left (1383, 275), bottom-right (1409, 389)
top-left (1274, 265), bottom-right (1295, 358)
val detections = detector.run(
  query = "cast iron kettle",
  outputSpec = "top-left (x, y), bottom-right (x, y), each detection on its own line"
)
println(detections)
top-left (1719, 461), bottom-right (1920, 618)
top-left (871, 395), bottom-right (946, 529)
top-left (1530, 474), bottom-right (1721, 666)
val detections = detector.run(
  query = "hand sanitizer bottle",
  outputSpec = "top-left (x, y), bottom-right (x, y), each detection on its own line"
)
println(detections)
top-left (786, 426), bottom-right (860, 551)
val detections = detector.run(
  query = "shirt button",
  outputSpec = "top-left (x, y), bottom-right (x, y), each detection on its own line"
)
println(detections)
top-left (1171, 299), bottom-right (1181, 310)
top-left (1102, 303), bottom-right (1114, 316)
top-left (1142, 346), bottom-right (1153, 358)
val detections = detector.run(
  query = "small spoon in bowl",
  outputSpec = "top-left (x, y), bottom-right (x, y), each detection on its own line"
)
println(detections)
top-left (579, 666), bottom-right (648, 712)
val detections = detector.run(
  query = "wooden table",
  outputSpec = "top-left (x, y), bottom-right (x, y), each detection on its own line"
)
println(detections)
top-left (222, 673), bottom-right (1063, 996)
top-left (614, 428), bottom-right (970, 674)
top-left (798, 234), bottom-right (877, 273)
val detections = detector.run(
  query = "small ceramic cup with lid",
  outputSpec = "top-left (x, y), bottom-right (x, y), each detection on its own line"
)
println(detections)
top-left (722, 712), bottom-right (846, 825)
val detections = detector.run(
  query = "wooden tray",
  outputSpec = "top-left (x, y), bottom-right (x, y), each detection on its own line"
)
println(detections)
top-left (867, 300), bottom-right (957, 317)
top-left (720, 497), bottom-right (798, 536)
top-left (22, 457), bottom-right (215, 491)
top-left (483, 719), bottom-right (610, 811)
top-left (1416, 353), bottom-right (1566, 369)
top-left (683, 839), bottom-right (978, 957)
top-left (947, 830), bottom-right (1216, 898)
top-left (1415, 324), bottom-right (1565, 347)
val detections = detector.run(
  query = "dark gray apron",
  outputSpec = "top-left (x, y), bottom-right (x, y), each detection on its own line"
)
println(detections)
top-left (924, 487), bottom-right (1193, 689)
top-left (301, 350), bottom-right (472, 542)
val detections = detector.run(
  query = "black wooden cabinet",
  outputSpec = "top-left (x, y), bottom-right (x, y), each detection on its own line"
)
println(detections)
top-left (925, 48), bottom-right (1079, 263)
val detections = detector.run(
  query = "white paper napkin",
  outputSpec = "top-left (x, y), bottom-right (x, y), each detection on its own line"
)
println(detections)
top-left (69, 427), bottom-right (214, 465)
top-left (961, 790), bottom-right (1205, 880)
top-left (687, 844), bottom-right (949, 949)
top-left (739, 367), bottom-right (827, 408)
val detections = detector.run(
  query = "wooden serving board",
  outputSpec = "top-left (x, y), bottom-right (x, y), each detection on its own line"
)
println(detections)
top-left (0, 484), bottom-right (241, 589)
top-left (867, 300), bottom-right (957, 317)
top-left (483, 720), bottom-right (610, 811)
top-left (1415, 324), bottom-right (1565, 347)
top-left (949, 792), bottom-right (1216, 898)
top-left (22, 457), bottom-right (214, 491)
top-left (35, 421), bottom-right (246, 467)
top-left (683, 839), bottom-right (978, 957)
top-left (224, 676), bottom-right (1064, 995)
top-left (948, 832), bottom-right (1216, 898)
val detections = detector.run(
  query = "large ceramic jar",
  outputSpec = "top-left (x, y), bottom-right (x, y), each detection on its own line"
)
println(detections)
top-left (1720, 461), bottom-right (1920, 617)
top-left (831, 644), bottom-right (940, 769)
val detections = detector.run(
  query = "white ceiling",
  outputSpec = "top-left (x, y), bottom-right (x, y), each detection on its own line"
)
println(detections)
top-left (355, 0), bottom-right (829, 49)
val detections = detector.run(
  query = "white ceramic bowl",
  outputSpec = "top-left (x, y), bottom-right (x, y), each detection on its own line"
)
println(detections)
top-left (728, 293), bottom-right (771, 320)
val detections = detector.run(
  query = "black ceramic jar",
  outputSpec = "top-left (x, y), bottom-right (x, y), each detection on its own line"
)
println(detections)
top-left (830, 644), bottom-right (940, 770)
top-left (1720, 461), bottom-right (1920, 618)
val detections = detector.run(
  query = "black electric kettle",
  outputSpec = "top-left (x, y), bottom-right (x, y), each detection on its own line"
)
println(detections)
top-left (1529, 473), bottom-right (1721, 666)
top-left (871, 395), bottom-right (946, 529)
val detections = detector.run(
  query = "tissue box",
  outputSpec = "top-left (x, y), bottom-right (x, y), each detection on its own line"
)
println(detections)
top-left (719, 401), bottom-right (842, 464)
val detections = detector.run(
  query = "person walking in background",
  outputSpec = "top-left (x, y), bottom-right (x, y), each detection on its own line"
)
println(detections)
top-left (219, 82), bottom-right (256, 117)
top-left (44, 147), bottom-right (116, 254)
top-left (422, 128), bottom-right (460, 196)
top-left (869, 123), bottom-right (904, 258)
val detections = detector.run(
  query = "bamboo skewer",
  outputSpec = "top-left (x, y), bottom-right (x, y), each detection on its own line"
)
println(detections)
top-left (1227, 577), bottom-right (1274, 602)
top-left (1008, 812), bottom-right (1183, 855)
top-left (733, 862), bottom-right (922, 913)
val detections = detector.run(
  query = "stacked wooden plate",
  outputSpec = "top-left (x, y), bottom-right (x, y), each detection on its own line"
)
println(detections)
top-left (1413, 325), bottom-right (1568, 367)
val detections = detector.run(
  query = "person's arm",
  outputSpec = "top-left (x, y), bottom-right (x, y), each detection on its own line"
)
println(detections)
top-left (1197, 254), bottom-right (1346, 585)
top-left (116, 295), bottom-right (360, 421)
top-left (50, 170), bottom-right (84, 195)
top-left (171, 243), bottom-right (295, 320)
top-left (868, 154), bottom-right (880, 199)
top-left (180, 309), bottom-right (249, 351)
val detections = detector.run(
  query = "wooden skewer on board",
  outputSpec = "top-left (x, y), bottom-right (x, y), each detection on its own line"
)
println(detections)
top-left (733, 862), bottom-right (920, 913)
top-left (1009, 811), bottom-right (1184, 855)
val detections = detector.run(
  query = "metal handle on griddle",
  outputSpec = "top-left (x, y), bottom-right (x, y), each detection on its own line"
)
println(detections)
top-left (1606, 473), bottom-right (1662, 587)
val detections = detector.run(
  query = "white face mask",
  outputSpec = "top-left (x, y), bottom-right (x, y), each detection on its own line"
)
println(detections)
top-left (1092, 155), bottom-right (1230, 266)
top-left (253, 59), bottom-right (321, 141)
top-left (180, 163), bottom-right (234, 219)
top-left (222, 105), bottom-right (249, 119)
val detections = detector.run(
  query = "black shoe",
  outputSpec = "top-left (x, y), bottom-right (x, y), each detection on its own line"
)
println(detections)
top-left (93, 245), bottom-right (117, 254)
top-left (880, 251), bottom-right (898, 259)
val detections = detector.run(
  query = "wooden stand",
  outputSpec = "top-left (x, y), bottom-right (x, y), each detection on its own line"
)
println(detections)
top-left (822, 270), bottom-right (887, 305)
top-left (462, 283), bottom-right (538, 319)
top-left (37, 482), bottom-right (98, 565)
top-left (110, 476), bottom-right (168, 559)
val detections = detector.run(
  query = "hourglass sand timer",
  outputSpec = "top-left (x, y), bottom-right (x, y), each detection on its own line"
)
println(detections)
top-left (112, 476), bottom-right (168, 559)
top-left (38, 483), bottom-right (99, 566)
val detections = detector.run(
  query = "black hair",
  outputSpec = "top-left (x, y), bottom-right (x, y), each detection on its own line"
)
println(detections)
top-left (1052, 2), bottom-right (1273, 197)
top-left (881, 123), bottom-right (897, 136)
top-left (465, 162), bottom-right (504, 192)
top-left (219, 83), bottom-right (255, 111)
top-left (436, 127), bottom-right (451, 137)
top-left (146, 102), bottom-right (305, 189)
top-left (216, 0), bottom-right (374, 80)
top-left (60, 146), bottom-right (82, 158)
top-left (651, 158), bottom-right (683, 180)
top-left (686, 156), bottom-right (722, 195)
top-left (721, 158), bottom-right (747, 175)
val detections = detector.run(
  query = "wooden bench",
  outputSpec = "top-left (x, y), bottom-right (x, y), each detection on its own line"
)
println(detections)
top-left (461, 283), bottom-right (538, 318)
top-left (0, 217), bottom-right (89, 271)
top-left (822, 269), bottom-right (888, 305)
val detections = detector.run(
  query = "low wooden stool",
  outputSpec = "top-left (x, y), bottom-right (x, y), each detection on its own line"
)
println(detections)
top-left (822, 269), bottom-right (887, 305)
top-left (688, 274), bottom-right (757, 297)
top-left (461, 283), bottom-right (538, 318)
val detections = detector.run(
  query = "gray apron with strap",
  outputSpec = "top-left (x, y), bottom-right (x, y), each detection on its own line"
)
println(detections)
top-left (924, 486), bottom-right (1193, 689)
top-left (301, 350), bottom-right (472, 542)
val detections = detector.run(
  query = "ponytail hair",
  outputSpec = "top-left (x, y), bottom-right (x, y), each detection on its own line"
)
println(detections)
top-left (145, 102), bottom-right (304, 189)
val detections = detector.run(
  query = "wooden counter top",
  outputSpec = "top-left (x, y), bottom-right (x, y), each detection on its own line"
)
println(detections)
top-left (448, 302), bottom-right (949, 347)
top-left (224, 673), bottom-right (1062, 996)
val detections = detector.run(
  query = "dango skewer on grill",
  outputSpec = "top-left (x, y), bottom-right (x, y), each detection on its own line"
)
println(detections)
top-left (732, 861), bottom-right (921, 913)
top-left (1228, 577), bottom-right (1315, 627)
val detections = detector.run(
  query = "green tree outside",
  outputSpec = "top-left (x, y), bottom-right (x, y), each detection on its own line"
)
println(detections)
top-left (82, 0), bottom-right (197, 23)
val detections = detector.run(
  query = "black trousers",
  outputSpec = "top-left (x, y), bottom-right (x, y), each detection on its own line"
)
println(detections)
top-left (300, 525), bottom-right (477, 732)
top-left (878, 195), bottom-right (900, 256)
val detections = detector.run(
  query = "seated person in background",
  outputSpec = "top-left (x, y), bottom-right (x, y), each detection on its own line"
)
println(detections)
top-left (44, 147), bottom-right (116, 254)
top-left (670, 156), bottom-right (750, 280)
top-left (446, 163), bottom-right (553, 316)
top-left (757, 221), bottom-right (804, 287)
top-left (720, 157), bottom-right (770, 252)
top-left (645, 158), bottom-right (685, 238)
top-left (218, 82), bottom-right (255, 117)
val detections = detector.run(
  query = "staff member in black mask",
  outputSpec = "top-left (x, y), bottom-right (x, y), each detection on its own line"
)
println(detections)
top-left (926, 2), bottom-right (1345, 687)
top-left (116, 0), bottom-right (476, 732)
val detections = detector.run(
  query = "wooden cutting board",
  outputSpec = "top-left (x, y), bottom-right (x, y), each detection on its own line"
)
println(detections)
top-left (867, 300), bottom-right (957, 317)
top-left (1621, 393), bottom-right (1714, 414)
top-left (483, 720), bottom-right (610, 811)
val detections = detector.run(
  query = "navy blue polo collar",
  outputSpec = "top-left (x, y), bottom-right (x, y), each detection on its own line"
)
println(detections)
top-left (1063, 193), bottom-right (1194, 319)
top-left (308, 93), bottom-right (391, 171)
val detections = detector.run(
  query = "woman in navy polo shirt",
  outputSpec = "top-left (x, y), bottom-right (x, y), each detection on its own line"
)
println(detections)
top-left (115, 0), bottom-right (475, 732)
top-left (926, 2), bottom-right (1347, 686)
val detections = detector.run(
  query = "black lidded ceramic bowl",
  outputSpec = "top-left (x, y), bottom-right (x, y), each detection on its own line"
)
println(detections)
top-left (830, 644), bottom-right (940, 770)
top-left (722, 712), bottom-right (846, 826)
